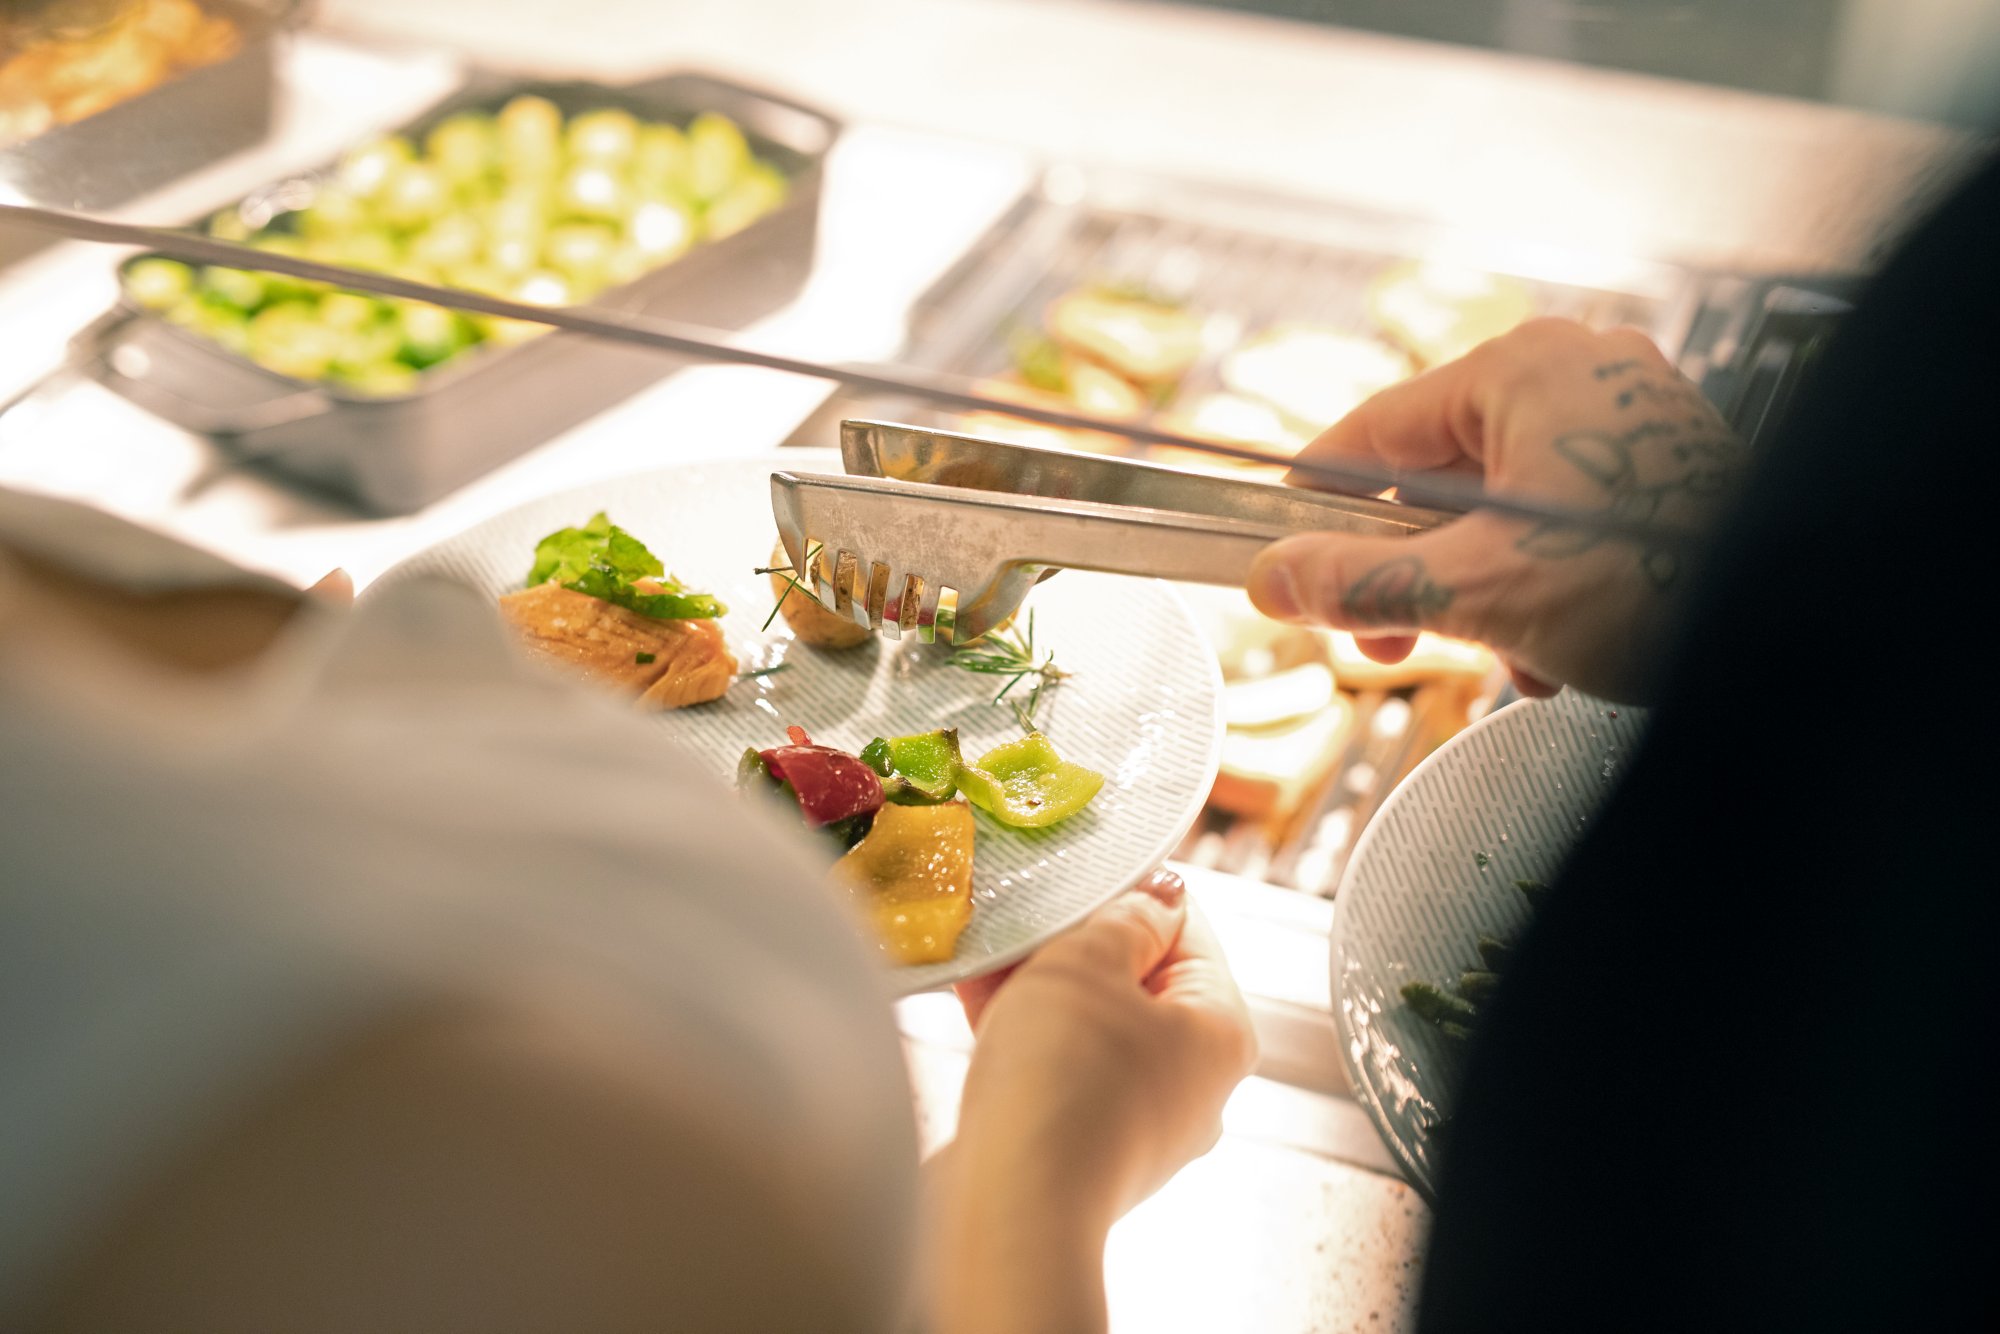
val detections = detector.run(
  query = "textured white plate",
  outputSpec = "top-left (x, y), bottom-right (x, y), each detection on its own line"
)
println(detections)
top-left (375, 452), bottom-right (1223, 993)
top-left (1330, 689), bottom-right (1647, 1200)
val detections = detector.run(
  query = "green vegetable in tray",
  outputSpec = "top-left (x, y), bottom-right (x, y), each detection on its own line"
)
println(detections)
top-left (704, 161), bottom-right (788, 240)
top-left (956, 733), bottom-right (1104, 828)
top-left (124, 258), bottom-right (194, 312)
top-left (633, 123), bottom-right (691, 187)
top-left (527, 511), bottom-right (724, 621)
top-left (125, 95), bottom-right (789, 389)
top-left (687, 111), bottom-right (751, 203)
top-left (426, 112), bottom-right (501, 184)
top-left (566, 107), bottom-right (641, 164)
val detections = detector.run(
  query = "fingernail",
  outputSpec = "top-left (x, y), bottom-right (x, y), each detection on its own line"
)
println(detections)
top-left (1139, 868), bottom-right (1186, 907)
top-left (1248, 558), bottom-right (1301, 620)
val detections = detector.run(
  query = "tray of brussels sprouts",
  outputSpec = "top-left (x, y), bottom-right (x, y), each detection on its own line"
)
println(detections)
top-left (86, 71), bottom-right (837, 513)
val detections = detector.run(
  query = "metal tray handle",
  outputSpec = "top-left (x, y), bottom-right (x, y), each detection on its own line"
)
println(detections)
top-left (87, 312), bottom-right (336, 442)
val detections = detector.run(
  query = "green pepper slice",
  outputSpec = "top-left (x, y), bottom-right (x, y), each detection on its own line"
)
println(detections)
top-left (861, 728), bottom-right (962, 805)
top-left (956, 733), bottom-right (1104, 828)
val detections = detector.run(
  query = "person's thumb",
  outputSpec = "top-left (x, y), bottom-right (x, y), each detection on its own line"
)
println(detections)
top-left (1039, 869), bottom-right (1189, 981)
top-left (1246, 523), bottom-right (1493, 641)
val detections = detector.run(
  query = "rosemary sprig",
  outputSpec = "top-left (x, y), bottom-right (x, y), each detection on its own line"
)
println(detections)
top-left (948, 609), bottom-right (1069, 732)
top-left (754, 542), bottom-right (824, 632)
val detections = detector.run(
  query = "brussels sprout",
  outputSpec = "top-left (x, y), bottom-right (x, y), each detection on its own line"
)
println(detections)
top-left (332, 319), bottom-right (404, 371)
top-left (632, 123), bottom-right (690, 189)
top-left (475, 313), bottom-right (550, 347)
top-left (555, 162), bottom-right (627, 221)
top-left (625, 195), bottom-right (694, 260)
top-left (206, 209), bottom-right (253, 242)
top-left (248, 233), bottom-right (320, 301)
top-left (306, 231), bottom-right (397, 276)
top-left (124, 258), bottom-right (194, 312)
top-left (409, 212), bottom-right (484, 271)
top-left (317, 292), bottom-right (380, 332)
top-left (379, 162), bottom-right (451, 229)
top-left (199, 265), bottom-right (268, 312)
top-left (601, 244), bottom-right (653, 288)
top-left (425, 112), bottom-right (500, 184)
top-left (337, 136), bottom-right (415, 200)
top-left (543, 221), bottom-right (617, 289)
top-left (166, 296), bottom-right (253, 355)
top-left (330, 362), bottom-right (421, 397)
top-left (483, 233), bottom-right (536, 278)
top-left (248, 303), bottom-right (343, 380)
top-left (687, 112), bottom-right (750, 203)
top-left (298, 186), bottom-right (370, 240)
top-left (565, 107), bottom-right (640, 164)
top-left (393, 301), bottom-right (469, 368)
top-left (497, 95), bottom-right (563, 176)
top-left (703, 161), bottom-right (787, 240)
top-left (512, 271), bottom-right (573, 308)
top-left (480, 192), bottom-right (546, 276)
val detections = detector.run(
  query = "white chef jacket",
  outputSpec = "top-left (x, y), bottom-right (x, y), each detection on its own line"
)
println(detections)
top-left (0, 490), bottom-right (918, 1322)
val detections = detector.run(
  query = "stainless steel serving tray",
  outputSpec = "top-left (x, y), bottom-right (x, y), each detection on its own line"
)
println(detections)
top-left (0, 0), bottom-right (282, 215)
top-left (780, 166), bottom-right (1729, 897)
top-left (84, 70), bottom-right (839, 513)
top-left (784, 165), bottom-right (1706, 452)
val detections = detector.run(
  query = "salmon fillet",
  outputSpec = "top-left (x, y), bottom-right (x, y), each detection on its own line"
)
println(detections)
top-left (498, 582), bottom-right (737, 709)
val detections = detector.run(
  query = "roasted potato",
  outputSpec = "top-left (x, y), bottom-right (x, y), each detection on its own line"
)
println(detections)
top-left (769, 540), bottom-right (871, 650)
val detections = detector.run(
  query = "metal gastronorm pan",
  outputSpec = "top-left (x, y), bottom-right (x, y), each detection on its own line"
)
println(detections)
top-left (0, 0), bottom-right (281, 215)
top-left (86, 70), bottom-right (838, 513)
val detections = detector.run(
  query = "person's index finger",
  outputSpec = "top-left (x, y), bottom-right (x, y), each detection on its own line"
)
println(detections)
top-left (1288, 358), bottom-right (1486, 486)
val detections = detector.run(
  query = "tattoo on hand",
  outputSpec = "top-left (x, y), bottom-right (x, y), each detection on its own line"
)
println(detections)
top-left (1519, 363), bottom-right (1747, 588)
top-left (1342, 556), bottom-right (1454, 628)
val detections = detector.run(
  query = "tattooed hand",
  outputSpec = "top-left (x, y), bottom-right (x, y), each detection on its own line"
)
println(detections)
top-left (1246, 319), bottom-right (1746, 703)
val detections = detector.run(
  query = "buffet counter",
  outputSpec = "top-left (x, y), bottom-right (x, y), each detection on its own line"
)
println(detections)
top-left (0, 4), bottom-right (1980, 1330)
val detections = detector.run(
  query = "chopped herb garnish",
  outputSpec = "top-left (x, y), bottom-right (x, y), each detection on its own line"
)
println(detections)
top-left (635, 651), bottom-right (657, 665)
top-left (528, 512), bottom-right (724, 621)
top-left (948, 609), bottom-right (1069, 733)
top-left (1473, 850), bottom-right (1492, 869)
top-left (738, 663), bottom-right (790, 679)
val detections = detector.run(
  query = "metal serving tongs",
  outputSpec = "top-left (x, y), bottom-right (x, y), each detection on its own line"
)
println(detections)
top-left (770, 420), bottom-right (1455, 644)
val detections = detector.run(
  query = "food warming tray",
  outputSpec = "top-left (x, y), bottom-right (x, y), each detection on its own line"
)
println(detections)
top-left (84, 70), bottom-right (839, 513)
top-left (776, 168), bottom-right (1754, 898)
top-left (0, 0), bottom-right (282, 215)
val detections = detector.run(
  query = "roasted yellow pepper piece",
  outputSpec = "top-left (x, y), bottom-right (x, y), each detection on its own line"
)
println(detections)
top-left (834, 801), bottom-right (976, 964)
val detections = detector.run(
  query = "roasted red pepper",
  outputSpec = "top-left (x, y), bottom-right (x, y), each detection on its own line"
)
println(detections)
top-left (758, 725), bottom-right (884, 828)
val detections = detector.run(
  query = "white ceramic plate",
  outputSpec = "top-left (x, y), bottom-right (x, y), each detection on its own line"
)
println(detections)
top-left (375, 452), bottom-right (1223, 993)
top-left (1330, 689), bottom-right (1647, 1200)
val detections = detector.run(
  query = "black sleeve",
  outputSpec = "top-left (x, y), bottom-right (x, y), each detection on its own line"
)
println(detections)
top-left (1416, 153), bottom-right (2000, 1332)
